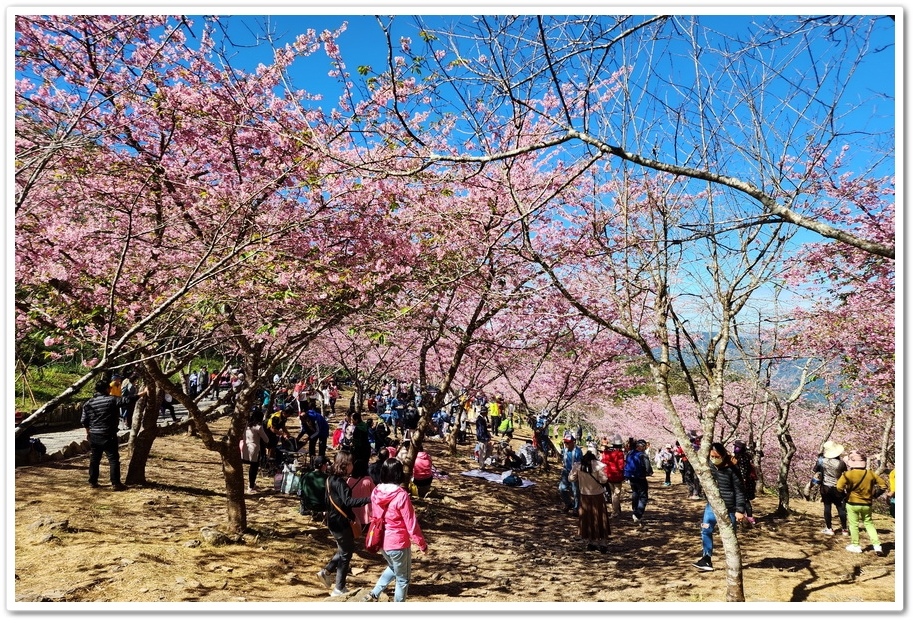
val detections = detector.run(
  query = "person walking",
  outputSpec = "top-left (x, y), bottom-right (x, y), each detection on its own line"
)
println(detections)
top-left (692, 442), bottom-right (746, 572)
top-left (624, 439), bottom-right (653, 522)
top-left (600, 435), bottom-right (626, 519)
top-left (837, 451), bottom-right (887, 555)
top-left (569, 448), bottom-right (610, 553)
top-left (363, 458), bottom-right (429, 602)
top-left (81, 378), bottom-right (145, 490)
top-left (657, 443), bottom-right (675, 487)
top-left (815, 440), bottom-right (849, 536)
top-left (317, 451), bottom-right (371, 597)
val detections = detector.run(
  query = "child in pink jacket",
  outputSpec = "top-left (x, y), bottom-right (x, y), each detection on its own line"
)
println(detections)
top-left (363, 459), bottom-right (428, 602)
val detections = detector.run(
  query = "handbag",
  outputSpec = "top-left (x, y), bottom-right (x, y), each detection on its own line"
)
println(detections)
top-left (326, 479), bottom-right (363, 538)
top-left (365, 503), bottom-right (389, 554)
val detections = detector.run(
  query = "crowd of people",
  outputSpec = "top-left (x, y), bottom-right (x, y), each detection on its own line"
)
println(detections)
top-left (76, 368), bottom-right (895, 600)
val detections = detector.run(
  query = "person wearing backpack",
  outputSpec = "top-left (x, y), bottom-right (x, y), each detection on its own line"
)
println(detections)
top-left (363, 458), bottom-right (428, 602)
top-left (624, 439), bottom-right (653, 523)
top-left (601, 435), bottom-right (626, 518)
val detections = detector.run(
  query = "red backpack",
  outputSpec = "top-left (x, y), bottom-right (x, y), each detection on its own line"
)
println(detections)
top-left (603, 449), bottom-right (625, 483)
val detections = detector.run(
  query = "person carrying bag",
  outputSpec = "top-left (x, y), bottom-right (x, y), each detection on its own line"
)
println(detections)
top-left (316, 451), bottom-right (370, 597)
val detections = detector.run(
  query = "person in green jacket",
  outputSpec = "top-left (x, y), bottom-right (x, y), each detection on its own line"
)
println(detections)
top-left (298, 455), bottom-right (329, 521)
top-left (836, 451), bottom-right (888, 555)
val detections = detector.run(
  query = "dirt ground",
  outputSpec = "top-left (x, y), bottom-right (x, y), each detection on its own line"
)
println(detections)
top-left (12, 416), bottom-right (898, 610)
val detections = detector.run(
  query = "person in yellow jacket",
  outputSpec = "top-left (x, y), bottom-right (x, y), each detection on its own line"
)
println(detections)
top-left (888, 468), bottom-right (896, 519)
top-left (836, 451), bottom-right (888, 555)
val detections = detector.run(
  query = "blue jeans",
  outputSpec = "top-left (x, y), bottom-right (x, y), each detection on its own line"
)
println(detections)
top-left (629, 477), bottom-right (649, 519)
top-left (371, 547), bottom-right (412, 601)
top-left (700, 503), bottom-right (737, 557)
top-left (559, 470), bottom-right (580, 511)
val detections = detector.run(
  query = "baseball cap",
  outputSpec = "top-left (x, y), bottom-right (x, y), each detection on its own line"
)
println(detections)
top-left (563, 431), bottom-right (576, 442)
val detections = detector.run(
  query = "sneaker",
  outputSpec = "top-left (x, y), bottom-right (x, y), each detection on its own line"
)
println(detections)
top-left (632, 514), bottom-right (640, 523)
top-left (316, 570), bottom-right (332, 589)
top-left (873, 544), bottom-right (884, 556)
top-left (746, 517), bottom-right (756, 526)
top-left (112, 483), bottom-right (127, 491)
top-left (693, 555), bottom-right (714, 571)
top-left (689, 495), bottom-right (702, 500)
top-left (330, 587), bottom-right (350, 597)
top-left (821, 528), bottom-right (835, 536)
top-left (846, 544), bottom-right (863, 553)
top-left (663, 482), bottom-right (671, 487)
top-left (363, 592), bottom-right (379, 602)
top-left (839, 529), bottom-right (849, 536)
top-left (88, 481), bottom-right (99, 489)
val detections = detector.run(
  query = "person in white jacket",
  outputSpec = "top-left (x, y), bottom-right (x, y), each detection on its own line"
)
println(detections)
top-left (570, 450), bottom-right (610, 553)
top-left (240, 408), bottom-right (269, 494)
top-left (363, 459), bottom-right (428, 602)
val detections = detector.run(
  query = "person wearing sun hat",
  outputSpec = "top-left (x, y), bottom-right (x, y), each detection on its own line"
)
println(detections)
top-left (814, 440), bottom-right (849, 536)
top-left (836, 451), bottom-right (888, 555)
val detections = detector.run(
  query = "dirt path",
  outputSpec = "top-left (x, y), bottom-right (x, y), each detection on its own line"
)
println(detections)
top-left (12, 418), bottom-right (897, 606)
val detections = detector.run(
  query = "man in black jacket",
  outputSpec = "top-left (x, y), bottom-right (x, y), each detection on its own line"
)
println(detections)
top-left (80, 379), bottom-right (144, 490)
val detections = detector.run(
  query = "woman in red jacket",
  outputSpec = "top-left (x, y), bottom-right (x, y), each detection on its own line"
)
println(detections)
top-left (363, 459), bottom-right (428, 602)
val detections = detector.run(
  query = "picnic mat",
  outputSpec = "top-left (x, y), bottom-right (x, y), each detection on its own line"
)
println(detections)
top-left (460, 469), bottom-right (536, 488)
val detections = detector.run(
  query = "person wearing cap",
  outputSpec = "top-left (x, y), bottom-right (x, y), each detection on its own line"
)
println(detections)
top-left (657, 443), bottom-right (675, 487)
top-left (558, 431), bottom-right (583, 515)
top-left (814, 440), bottom-right (849, 536)
top-left (600, 435), bottom-right (626, 518)
top-left (836, 451), bottom-right (887, 555)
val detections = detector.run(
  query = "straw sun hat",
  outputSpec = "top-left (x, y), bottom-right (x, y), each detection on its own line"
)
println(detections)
top-left (822, 440), bottom-right (844, 459)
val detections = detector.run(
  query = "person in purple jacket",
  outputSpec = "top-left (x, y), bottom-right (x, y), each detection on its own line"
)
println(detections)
top-left (363, 459), bottom-right (428, 602)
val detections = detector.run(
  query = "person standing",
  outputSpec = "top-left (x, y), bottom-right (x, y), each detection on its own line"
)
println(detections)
top-left (474, 407), bottom-right (492, 467)
top-left (837, 451), bottom-right (887, 555)
top-left (692, 442), bottom-right (746, 572)
top-left (624, 439), bottom-right (653, 522)
top-left (570, 448), bottom-right (610, 552)
top-left (81, 378), bottom-right (144, 490)
top-left (363, 458), bottom-right (428, 602)
top-left (558, 431), bottom-right (583, 515)
top-left (317, 451), bottom-right (370, 597)
top-left (240, 408), bottom-right (270, 494)
top-left (119, 374), bottom-right (138, 429)
top-left (732, 440), bottom-right (758, 525)
top-left (601, 435), bottom-right (626, 519)
top-left (888, 467), bottom-right (896, 519)
top-left (815, 440), bottom-right (849, 536)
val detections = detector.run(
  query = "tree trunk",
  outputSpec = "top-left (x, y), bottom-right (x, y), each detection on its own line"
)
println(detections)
top-left (124, 394), bottom-right (159, 486)
top-left (221, 448), bottom-right (248, 534)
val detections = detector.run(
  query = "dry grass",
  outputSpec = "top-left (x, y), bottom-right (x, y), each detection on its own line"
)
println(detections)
top-left (13, 418), bottom-right (897, 608)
